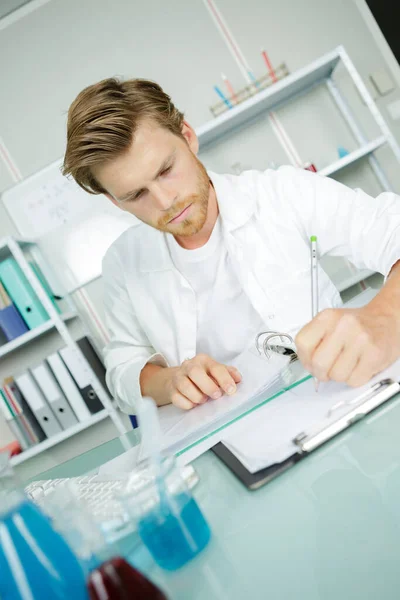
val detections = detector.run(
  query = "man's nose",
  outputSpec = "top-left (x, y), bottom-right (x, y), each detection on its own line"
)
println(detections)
top-left (151, 184), bottom-right (176, 211)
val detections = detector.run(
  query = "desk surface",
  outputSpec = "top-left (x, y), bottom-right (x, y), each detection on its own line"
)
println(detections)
top-left (29, 395), bottom-right (400, 600)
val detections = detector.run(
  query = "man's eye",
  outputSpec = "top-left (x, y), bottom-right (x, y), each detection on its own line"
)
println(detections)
top-left (131, 190), bottom-right (145, 201)
top-left (161, 165), bottom-right (172, 176)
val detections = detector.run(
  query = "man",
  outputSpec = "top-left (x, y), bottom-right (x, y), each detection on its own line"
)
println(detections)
top-left (63, 77), bottom-right (400, 414)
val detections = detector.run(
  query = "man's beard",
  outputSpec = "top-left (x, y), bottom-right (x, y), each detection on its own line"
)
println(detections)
top-left (155, 158), bottom-right (210, 236)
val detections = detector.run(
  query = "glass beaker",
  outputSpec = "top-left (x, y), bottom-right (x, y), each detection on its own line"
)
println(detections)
top-left (120, 457), bottom-right (211, 571)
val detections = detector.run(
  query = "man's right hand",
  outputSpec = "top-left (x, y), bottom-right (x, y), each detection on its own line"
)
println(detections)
top-left (140, 353), bottom-right (242, 410)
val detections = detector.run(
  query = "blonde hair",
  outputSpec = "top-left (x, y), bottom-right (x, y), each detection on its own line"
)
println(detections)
top-left (62, 78), bottom-right (184, 194)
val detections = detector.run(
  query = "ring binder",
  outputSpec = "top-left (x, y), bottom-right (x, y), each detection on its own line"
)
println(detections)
top-left (255, 330), bottom-right (298, 363)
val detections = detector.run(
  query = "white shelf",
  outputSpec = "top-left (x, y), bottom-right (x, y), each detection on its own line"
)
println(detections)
top-left (0, 311), bottom-right (77, 358)
top-left (318, 137), bottom-right (387, 177)
top-left (10, 409), bottom-right (110, 466)
top-left (197, 47), bottom-right (341, 150)
top-left (0, 236), bottom-right (34, 261)
top-left (0, 236), bottom-right (34, 250)
top-left (0, 236), bottom-right (127, 463)
top-left (336, 269), bottom-right (375, 292)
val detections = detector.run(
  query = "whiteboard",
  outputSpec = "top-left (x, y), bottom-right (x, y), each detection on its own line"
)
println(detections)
top-left (1, 158), bottom-right (139, 293)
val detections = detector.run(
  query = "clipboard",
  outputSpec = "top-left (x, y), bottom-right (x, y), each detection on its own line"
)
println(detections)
top-left (212, 377), bottom-right (400, 490)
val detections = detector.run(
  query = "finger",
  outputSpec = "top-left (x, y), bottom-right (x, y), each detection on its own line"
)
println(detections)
top-left (346, 353), bottom-right (381, 388)
top-left (327, 339), bottom-right (363, 383)
top-left (226, 366), bottom-right (242, 383)
top-left (295, 310), bottom-right (337, 368)
top-left (309, 315), bottom-right (359, 381)
top-left (186, 365), bottom-right (223, 399)
top-left (208, 363), bottom-right (238, 395)
top-left (175, 374), bottom-right (208, 405)
top-left (171, 391), bottom-right (197, 410)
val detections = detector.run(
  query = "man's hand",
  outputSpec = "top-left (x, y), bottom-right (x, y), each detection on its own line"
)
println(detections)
top-left (295, 305), bottom-right (400, 387)
top-left (140, 353), bottom-right (242, 410)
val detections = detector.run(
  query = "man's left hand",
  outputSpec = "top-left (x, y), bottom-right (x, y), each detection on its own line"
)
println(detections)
top-left (295, 305), bottom-right (400, 387)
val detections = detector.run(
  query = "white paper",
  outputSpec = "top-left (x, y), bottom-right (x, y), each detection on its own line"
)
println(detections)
top-left (223, 358), bottom-right (400, 473)
top-left (139, 347), bottom-right (291, 461)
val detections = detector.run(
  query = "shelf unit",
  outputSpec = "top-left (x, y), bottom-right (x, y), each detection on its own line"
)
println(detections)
top-left (317, 136), bottom-right (387, 177)
top-left (0, 236), bottom-right (128, 467)
top-left (10, 410), bottom-right (110, 466)
top-left (197, 45), bottom-right (400, 291)
top-left (197, 48), bottom-right (342, 150)
top-left (0, 311), bottom-right (76, 359)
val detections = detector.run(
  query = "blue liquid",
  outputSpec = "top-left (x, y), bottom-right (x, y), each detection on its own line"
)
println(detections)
top-left (137, 493), bottom-right (211, 571)
top-left (0, 499), bottom-right (88, 600)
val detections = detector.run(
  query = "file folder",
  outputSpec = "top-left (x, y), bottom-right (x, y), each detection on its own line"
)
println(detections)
top-left (6, 378), bottom-right (46, 443)
top-left (59, 342), bottom-right (104, 414)
top-left (76, 337), bottom-right (108, 406)
top-left (0, 280), bottom-right (8, 306)
top-left (0, 304), bottom-right (29, 341)
top-left (46, 352), bottom-right (91, 422)
top-left (0, 326), bottom-right (7, 345)
top-left (135, 348), bottom-right (295, 469)
top-left (0, 389), bottom-right (29, 451)
top-left (15, 372), bottom-right (63, 438)
top-left (0, 257), bottom-right (49, 329)
top-left (0, 281), bottom-right (29, 341)
top-left (31, 362), bottom-right (78, 429)
top-left (3, 378), bottom-right (39, 445)
top-left (29, 261), bottom-right (61, 314)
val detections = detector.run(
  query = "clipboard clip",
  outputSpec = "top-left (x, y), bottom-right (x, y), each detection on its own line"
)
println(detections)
top-left (255, 331), bottom-right (298, 363)
top-left (293, 378), bottom-right (400, 454)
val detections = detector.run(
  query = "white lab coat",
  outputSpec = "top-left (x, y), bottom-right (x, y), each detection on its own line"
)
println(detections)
top-left (102, 166), bottom-right (400, 413)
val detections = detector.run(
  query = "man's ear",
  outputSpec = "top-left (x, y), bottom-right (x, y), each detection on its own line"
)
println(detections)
top-left (181, 120), bottom-right (199, 155)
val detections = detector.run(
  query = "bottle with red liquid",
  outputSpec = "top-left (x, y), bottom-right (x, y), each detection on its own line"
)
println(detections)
top-left (88, 556), bottom-right (168, 600)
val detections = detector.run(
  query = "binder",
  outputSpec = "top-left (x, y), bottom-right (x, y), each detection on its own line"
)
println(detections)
top-left (0, 389), bottom-right (29, 451)
top-left (0, 281), bottom-right (29, 341)
top-left (47, 352), bottom-right (91, 422)
top-left (212, 377), bottom-right (400, 490)
top-left (0, 326), bottom-right (7, 345)
top-left (59, 340), bottom-right (105, 414)
top-left (0, 257), bottom-right (49, 329)
top-left (31, 362), bottom-right (78, 429)
top-left (144, 344), bottom-right (294, 464)
top-left (14, 372), bottom-right (63, 438)
top-left (0, 305), bottom-right (29, 341)
top-left (0, 280), bottom-right (8, 306)
top-left (29, 261), bottom-right (61, 314)
top-left (2, 378), bottom-right (39, 445)
top-left (5, 378), bottom-right (46, 443)
top-left (76, 336), bottom-right (107, 410)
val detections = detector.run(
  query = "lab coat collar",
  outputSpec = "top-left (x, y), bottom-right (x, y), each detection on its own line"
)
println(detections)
top-left (209, 170), bottom-right (256, 232)
top-left (139, 170), bottom-right (257, 273)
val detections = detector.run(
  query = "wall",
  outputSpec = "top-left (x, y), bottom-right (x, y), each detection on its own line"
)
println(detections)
top-left (0, 0), bottom-right (399, 477)
top-left (1, 0), bottom-right (400, 196)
